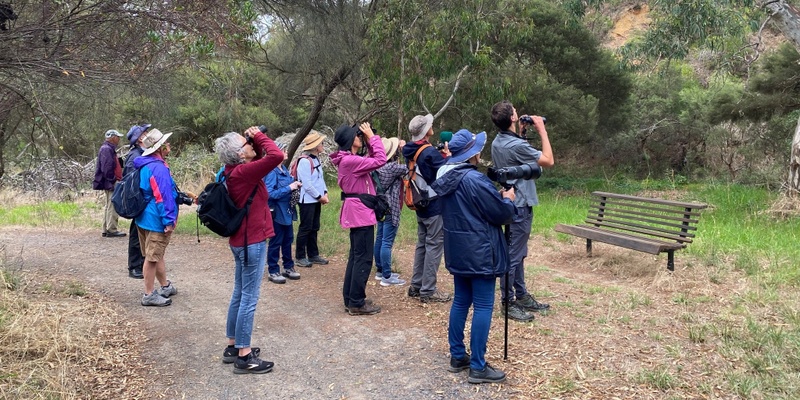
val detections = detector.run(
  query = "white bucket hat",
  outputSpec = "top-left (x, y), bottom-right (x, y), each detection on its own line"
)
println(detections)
top-left (142, 129), bottom-right (173, 156)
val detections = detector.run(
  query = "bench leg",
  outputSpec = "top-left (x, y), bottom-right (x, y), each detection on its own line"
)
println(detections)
top-left (586, 239), bottom-right (592, 257)
top-left (667, 250), bottom-right (674, 271)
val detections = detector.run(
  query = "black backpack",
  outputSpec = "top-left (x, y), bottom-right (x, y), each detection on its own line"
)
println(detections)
top-left (112, 159), bottom-right (157, 219)
top-left (196, 169), bottom-right (258, 237)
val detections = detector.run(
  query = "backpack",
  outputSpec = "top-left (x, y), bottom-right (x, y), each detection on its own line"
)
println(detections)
top-left (196, 170), bottom-right (259, 237)
top-left (111, 160), bottom-right (156, 219)
top-left (289, 154), bottom-right (314, 180)
top-left (403, 144), bottom-right (438, 210)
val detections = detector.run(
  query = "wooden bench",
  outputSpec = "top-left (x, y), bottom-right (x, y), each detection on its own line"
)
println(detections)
top-left (554, 191), bottom-right (708, 271)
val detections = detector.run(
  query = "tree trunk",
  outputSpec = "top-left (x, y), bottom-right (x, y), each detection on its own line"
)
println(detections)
top-left (788, 115), bottom-right (800, 196)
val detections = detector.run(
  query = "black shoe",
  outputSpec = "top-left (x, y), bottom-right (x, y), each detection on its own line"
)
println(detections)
top-left (223, 346), bottom-right (260, 364)
top-left (128, 268), bottom-right (144, 279)
top-left (448, 355), bottom-right (470, 373)
top-left (468, 363), bottom-right (506, 384)
top-left (516, 293), bottom-right (550, 312)
top-left (347, 302), bottom-right (381, 316)
top-left (407, 286), bottom-right (420, 298)
top-left (308, 256), bottom-right (329, 265)
top-left (296, 258), bottom-right (312, 268)
top-left (502, 302), bottom-right (535, 322)
top-left (104, 231), bottom-right (126, 238)
top-left (233, 351), bottom-right (273, 374)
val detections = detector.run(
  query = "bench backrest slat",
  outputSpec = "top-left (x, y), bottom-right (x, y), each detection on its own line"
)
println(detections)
top-left (593, 191), bottom-right (708, 210)
top-left (594, 198), bottom-right (703, 217)
top-left (588, 206), bottom-right (701, 225)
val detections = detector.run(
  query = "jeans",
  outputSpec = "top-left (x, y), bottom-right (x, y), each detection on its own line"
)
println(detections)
top-left (410, 214), bottom-right (444, 296)
top-left (268, 223), bottom-right (294, 275)
top-left (373, 220), bottom-right (399, 278)
top-left (226, 240), bottom-right (267, 349)
top-left (296, 202), bottom-right (321, 259)
top-left (448, 275), bottom-right (496, 371)
top-left (128, 220), bottom-right (144, 271)
top-left (500, 206), bottom-right (532, 302)
top-left (343, 226), bottom-right (374, 309)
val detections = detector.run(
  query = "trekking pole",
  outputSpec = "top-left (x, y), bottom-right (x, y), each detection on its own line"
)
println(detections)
top-left (503, 224), bottom-right (511, 361)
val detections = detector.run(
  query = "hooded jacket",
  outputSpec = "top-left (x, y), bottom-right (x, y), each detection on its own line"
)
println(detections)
top-left (264, 165), bottom-right (297, 226)
top-left (401, 140), bottom-right (446, 218)
top-left (133, 155), bottom-right (178, 232)
top-left (430, 163), bottom-right (516, 277)
top-left (329, 135), bottom-right (386, 229)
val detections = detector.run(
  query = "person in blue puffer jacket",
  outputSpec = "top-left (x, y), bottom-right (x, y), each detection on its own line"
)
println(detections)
top-left (264, 142), bottom-right (302, 284)
top-left (430, 128), bottom-right (517, 385)
top-left (133, 129), bottom-right (179, 307)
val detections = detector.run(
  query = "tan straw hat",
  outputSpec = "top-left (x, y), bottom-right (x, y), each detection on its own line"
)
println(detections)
top-left (302, 130), bottom-right (326, 151)
top-left (381, 137), bottom-right (400, 159)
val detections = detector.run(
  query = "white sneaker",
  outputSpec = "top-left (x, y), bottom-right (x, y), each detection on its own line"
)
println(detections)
top-left (380, 276), bottom-right (406, 287)
top-left (268, 273), bottom-right (286, 284)
top-left (375, 272), bottom-right (400, 281)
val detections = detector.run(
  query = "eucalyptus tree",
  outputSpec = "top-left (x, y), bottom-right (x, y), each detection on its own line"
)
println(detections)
top-left (0, 0), bottom-right (251, 177)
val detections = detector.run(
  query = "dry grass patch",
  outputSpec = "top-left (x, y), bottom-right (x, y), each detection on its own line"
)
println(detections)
top-left (0, 252), bottom-right (150, 399)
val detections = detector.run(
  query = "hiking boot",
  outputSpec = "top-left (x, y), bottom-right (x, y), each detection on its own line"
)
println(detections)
top-left (128, 268), bottom-right (144, 279)
top-left (308, 256), bottom-right (329, 265)
top-left (268, 273), bottom-right (286, 284)
top-left (407, 286), bottom-right (420, 298)
top-left (348, 302), bottom-right (381, 316)
top-left (448, 355), bottom-right (470, 373)
top-left (501, 302), bottom-right (535, 322)
top-left (376, 272), bottom-right (400, 281)
top-left (468, 363), bottom-right (506, 384)
top-left (281, 268), bottom-right (300, 280)
top-left (233, 351), bottom-right (274, 374)
top-left (516, 293), bottom-right (550, 312)
top-left (344, 298), bottom-right (375, 312)
top-left (223, 346), bottom-right (260, 364)
top-left (420, 290), bottom-right (452, 303)
top-left (159, 281), bottom-right (177, 298)
top-left (141, 290), bottom-right (171, 307)
top-left (296, 258), bottom-right (312, 268)
top-left (380, 275), bottom-right (406, 287)
top-left (102, 231), bottom-right (126, 238)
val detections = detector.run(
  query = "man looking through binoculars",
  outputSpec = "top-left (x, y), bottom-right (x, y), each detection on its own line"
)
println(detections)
top-left (490, 100), bottom-right (554, 322)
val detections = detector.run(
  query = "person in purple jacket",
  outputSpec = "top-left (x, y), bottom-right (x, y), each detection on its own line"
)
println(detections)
top-left (329, 122), bottom-right (386, 316)
top-left (93, 129), bottom-right (126, 238)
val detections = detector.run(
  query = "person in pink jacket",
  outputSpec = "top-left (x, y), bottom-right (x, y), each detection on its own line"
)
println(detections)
top-left (329, 122), bottom-right (386, 316)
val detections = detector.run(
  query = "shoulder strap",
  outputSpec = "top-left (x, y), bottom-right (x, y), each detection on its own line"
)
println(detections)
top-left (409, 144), bottom-right (432, 179)
top-left (412, 144), bottom-right (431, 163)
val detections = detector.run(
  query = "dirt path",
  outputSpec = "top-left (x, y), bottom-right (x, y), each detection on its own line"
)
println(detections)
top-left (0, 227), bottom-right (484, 399)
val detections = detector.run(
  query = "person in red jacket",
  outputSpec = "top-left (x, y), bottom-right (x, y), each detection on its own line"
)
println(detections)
top-left (93, 129), bottom-right (126, 238)
top-left (214, 126), bottom-right (283, 375)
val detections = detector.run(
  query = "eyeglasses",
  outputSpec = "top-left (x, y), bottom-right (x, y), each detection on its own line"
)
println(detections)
top-left (239, 138), bottom-right (252, 150)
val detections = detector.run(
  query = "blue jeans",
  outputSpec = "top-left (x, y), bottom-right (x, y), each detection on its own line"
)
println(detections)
top-left (226, 241), bottom-right (267, 349)
top-left (448, 275), bottom-right (496, 371)
top-left (373, 220), bottom-right (399, 278)
top-left (268, 223), bottom-right (294, 275)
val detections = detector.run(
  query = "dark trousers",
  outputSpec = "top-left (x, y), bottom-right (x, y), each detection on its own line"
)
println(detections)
top-left (296, 202), bottom-right (321, 259)
top-left (343, 226), bottom-right (374, 309)
top-left (128, 220), bottom-right (144, 271)
top-left (268, 223), bottom-right (295, 275)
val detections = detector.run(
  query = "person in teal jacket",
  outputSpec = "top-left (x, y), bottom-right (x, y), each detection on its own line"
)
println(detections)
top-left (133, 129), bottom-right (179, 307)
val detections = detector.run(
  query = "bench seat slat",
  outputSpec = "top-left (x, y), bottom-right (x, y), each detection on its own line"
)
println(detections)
top-left (554, 224), bottom-right (685, 255)
top-left (588, 206), bottom-right (701, 225)
top-left (593, 191), bottom-right (708, 209)
top-left (592, 198), bottom-right (704, 217)
top-left (582, 220), bottom-right (695, 243)
top-left (586, 213), bottom-right (699, 233)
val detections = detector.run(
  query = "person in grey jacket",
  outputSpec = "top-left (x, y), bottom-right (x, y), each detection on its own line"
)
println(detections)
top-left (490, 100), bottom-right (554, 322)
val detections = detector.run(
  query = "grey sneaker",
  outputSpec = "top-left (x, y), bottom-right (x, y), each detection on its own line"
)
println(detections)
top-left (308, 256), bottom-right (329, 265)
top-left (159, 281), bottom-right (177, 298)
top-left (281, 268), bottom-right (300, 280)
top-left (380, 276), bottom-right (406, 287)
top-left (501, 302), bottom-right (535, 322)
top-left (296, 258), bottom-right (312, 268)
top-left (142, 290), bottom-right (171, 307)
top-left (268, 273), bottom-right (286, 284)
top-left (420, 290), bottom-right (452, 303)
top-left (376, 272), bottom-right (400, 281)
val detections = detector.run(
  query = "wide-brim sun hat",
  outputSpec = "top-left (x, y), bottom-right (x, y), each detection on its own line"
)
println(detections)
top-left (408, 114), bottom-right (434, 141)
top-left (142, 129), bottom-right (173, 156)
top-left (302, 130), bottom-right (326, 151)
top-left (381, 137), bottom-right (400, 159)
top-left (448, 128), bottom-right (487, 164)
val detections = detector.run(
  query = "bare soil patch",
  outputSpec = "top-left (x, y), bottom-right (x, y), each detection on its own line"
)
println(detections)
top-left (1, 225), bottom-right (758, 399)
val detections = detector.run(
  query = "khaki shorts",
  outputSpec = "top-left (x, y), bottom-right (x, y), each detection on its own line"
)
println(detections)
top-left (137, 227), bottom-right (171, 262)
